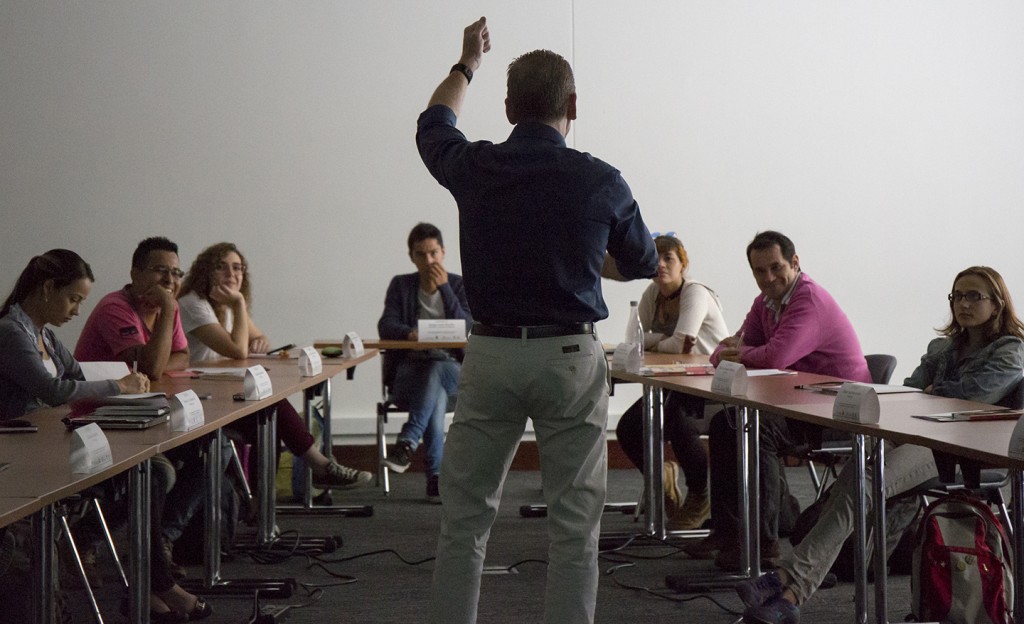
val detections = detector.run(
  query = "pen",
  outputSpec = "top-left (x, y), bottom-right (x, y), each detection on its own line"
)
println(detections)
top-left (266, 344), bottom-right (295, 356)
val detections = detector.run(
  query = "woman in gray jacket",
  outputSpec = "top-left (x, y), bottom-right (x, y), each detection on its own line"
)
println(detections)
top-left (0, 249), bottom-right (148, 420)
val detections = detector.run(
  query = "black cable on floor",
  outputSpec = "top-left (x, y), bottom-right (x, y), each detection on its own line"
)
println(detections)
top-left (602, 561), bottom-right (741, 614)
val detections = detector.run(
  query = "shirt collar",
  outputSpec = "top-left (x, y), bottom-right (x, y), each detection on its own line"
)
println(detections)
top-left (508, 121), bottom-right (567, 147)
top-left (765, 271), bottom-right (803, 321)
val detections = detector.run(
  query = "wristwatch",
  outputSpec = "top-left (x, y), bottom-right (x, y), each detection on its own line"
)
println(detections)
top-left (450, 63), bottom-right (473, 85)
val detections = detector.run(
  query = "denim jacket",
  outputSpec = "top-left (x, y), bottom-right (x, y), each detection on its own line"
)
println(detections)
top-left (0, 303), bottom-right (119, 420)
top-left (903, 335), bottom-right (1024, 405)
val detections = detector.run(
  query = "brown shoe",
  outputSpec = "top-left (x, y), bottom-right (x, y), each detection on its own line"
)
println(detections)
top-left (667, 488), bottom-right (711, 531)
top-left (663, 461), bottom-right (683, 517)
top-left (681, 532), bottom-right (725, 560)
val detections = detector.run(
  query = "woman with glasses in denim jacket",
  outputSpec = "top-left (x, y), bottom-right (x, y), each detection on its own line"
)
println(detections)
top-left (737, 265), bottom-right (1024, 624)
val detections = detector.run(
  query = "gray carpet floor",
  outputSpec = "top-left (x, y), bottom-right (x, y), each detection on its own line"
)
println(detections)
top-left (44, 465), bottom-right (914, 623)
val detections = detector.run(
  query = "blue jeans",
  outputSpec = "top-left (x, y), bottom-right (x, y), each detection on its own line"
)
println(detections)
top-left (390, 357), bottom-right (460, 476)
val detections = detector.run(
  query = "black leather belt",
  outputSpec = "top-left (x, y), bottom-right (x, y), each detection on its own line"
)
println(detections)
top-left (471, 322), bottom-right (594, 340)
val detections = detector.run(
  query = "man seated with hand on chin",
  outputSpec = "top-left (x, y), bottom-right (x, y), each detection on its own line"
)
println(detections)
top-left (685, 230), bottom-right (871, 572)
top-left (378, 222), bottom-right (471, 503)
top-left (74, 236), bottom-right (212, 622)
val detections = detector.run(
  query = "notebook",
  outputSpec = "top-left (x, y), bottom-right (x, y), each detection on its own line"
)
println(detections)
top-left (912, 409), bottom-right (1024, 423)
top-left (795, 382), bottom-right (923, 395)
top-left (72, 413), bottom-right (170, 430)
top-left (640, 363), bottom-right (716, 377)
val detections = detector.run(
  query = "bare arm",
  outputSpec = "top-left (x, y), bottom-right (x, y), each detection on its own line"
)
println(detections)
top-left (126, 290), bottom-right (178, 378)
top-left (426, 17), bottom-right (491, 116)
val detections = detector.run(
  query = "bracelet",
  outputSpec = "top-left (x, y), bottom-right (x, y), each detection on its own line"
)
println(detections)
top-left (450, 63), bottom-right (473, 85)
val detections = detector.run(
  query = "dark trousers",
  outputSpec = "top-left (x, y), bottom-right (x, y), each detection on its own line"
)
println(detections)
top-left (615, 390), bottom-right (708, 494)
top-left (227, 399), bottom-right (317, 484)
top-left (708, 409), bottom-right (821, 544)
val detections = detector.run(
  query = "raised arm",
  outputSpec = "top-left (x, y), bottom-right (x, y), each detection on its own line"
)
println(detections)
top-left (426, 17), bottom-right (491, 117)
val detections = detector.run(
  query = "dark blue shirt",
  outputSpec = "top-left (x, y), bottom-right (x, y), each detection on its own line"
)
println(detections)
top-left (416, 105), bottom-right (657, 325)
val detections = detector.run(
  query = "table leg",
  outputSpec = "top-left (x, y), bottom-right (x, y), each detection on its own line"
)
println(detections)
top-left (256, 406), bottom-right (277, 544)
top-left (853, 433), bottom-right (869, 623)
top-left (276, 380), bottom-right (373, 518)
top-left (31, 504), bottom-right (54, 624)
top-left (202, 429), bottom-right (223, 588)
top-left (643, 384), bottom-right (666, 538)
top-left (871, 438), bottom-right (888, 624)
top-left (738, 407), bottom-right (761, 578)
top-left (1011, 470), bottom-right (1024, 624)
top-left (128, 460), bottom-right (152, 624)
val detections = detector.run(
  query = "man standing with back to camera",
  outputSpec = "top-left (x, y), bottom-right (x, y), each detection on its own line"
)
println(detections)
top-left (416, 17), bottom-right (658, 624)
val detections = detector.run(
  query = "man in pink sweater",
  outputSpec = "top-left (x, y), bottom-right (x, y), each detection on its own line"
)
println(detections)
top-left (687, 230), bottom-right (870, 571)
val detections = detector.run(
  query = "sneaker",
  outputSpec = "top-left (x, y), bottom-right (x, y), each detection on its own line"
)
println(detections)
top-left (681, 532), bottom-right (725, 560)
top-left (736, 570), bottom-right (784, 608)
top-left (384, 440), bottom-right (414, 473)
top-left (313, 460), bottom-right (373, 490)
top-left (714, 539), bottom-right (780, 572)
top-left (663, 461), bottom-right (683, 516)
top-left (426, 474), bottom-right (441, 504)
top-left (743, 595), bottom-right (800, 624)
top-left (667, 487), bottom-right (711, 531)
top-left (161, 538), bottom-right (187, 580)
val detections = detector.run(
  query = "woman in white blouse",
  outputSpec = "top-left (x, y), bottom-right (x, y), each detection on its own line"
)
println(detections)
top-left (615, 235), bottom-right (729, 530)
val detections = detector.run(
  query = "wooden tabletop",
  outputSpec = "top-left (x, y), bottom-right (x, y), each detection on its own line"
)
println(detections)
top-left (0, 496), bottom-right (45, 528)
top-left (611, 356), bottom-right (1024, 470)
top-left (0, 349), bottom-right (379, 524)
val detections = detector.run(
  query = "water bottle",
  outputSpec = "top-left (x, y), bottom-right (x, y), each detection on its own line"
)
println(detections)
top-left (625, 300), bottom-right (644, 364)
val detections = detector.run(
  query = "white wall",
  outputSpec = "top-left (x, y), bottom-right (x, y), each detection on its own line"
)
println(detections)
top-left (3, 2), bottom-right (1024, 435)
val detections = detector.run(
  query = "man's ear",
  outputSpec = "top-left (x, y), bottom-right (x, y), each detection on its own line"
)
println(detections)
top-left (790, 254), bottom-right (800, 272)
top-left (505, 97), bottom-right (518, 124)
top-left (566, 93), bottom-right (577, 121)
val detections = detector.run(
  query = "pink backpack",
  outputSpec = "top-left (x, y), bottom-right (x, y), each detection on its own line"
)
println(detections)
top-left (911, 493), bottom-right (1014, 624)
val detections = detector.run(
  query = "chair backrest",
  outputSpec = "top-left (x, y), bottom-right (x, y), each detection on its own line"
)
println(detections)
top-left (864, 353), bottom-right (897, 384)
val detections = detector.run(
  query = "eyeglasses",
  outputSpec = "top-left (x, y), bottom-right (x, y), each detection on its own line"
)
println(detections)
top-left (146, 265), bottom-right (185, 280)
top-left (215, 262), bottom-right (247, 274)
top-left (948, 291), bottom-right (994, 304)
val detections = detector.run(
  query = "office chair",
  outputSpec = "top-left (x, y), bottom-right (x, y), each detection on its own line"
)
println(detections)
top-left (801, 354), bottom-right (897, 499)
top-left (55, 492), bottom-right (128, 624)
top-left (910, 376), bottom-right (1024, 537)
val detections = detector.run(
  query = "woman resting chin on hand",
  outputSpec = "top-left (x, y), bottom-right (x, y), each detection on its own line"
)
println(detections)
top-left (177, 242), bottom-right (372, 491)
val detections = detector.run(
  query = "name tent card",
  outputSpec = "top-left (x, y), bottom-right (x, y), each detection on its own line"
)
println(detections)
top-left (70, 423), bottom-right (113, 473)
top-left (1008, 417), bottom-right (1024, 460)
top-left (244, 365), bottom-right (273, 400)
top-left (711, 361), bottom-right (748, 396)
top-left (832, 383), bottom-right (880, 424)
top-left (298, 346), bottom-right (323, 377)
top-left (418, 319), bottom-right (467, 342)
top-left (170, 389), bottom-right (205, 432)
top-left (610, 342), bottom-right (642, 374)
top-left (342, 332), bottom-right (365, 358)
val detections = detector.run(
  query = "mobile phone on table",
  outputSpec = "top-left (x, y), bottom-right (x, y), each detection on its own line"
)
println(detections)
top-left (0, 418), bottom-right (39, 433)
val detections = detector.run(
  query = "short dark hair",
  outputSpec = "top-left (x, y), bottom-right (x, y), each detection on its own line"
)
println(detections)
top-left (1, 249), bottom-right (95, 318)
top-left (746, 231), bottom-right (797, 265)
top-left (407, 223), bottom-right (443, 253)
top-left (132, 236), bottom-right (178, 270)
top-left (506, 50), bottom-right (575, 123)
